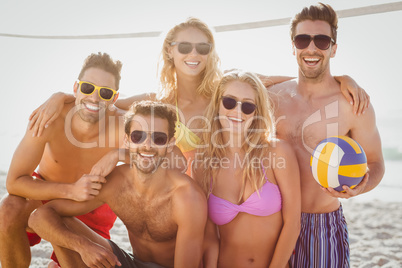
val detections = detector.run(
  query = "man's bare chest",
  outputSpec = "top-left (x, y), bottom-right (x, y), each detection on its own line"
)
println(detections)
top-left (276, 100), bottom-right (352, 154)
top-left (46, 138), bottom-right (116, 166)
top-left (113, 193), bottom-right (177, 243)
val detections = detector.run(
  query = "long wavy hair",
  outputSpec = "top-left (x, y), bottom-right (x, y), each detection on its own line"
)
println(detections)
top-left (199, 70), bottom-right (276, 201)
top-left (157, 17), bottom-right (222, 103)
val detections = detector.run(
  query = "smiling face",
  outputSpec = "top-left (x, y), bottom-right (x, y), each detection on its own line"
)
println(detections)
top-left (218, 80), bottom-right (257, 138)
top-left (127, 114), bottom-right (171, 174)
top-left (293, 20), bottom-right (337, 80)
top-left (74, 67), bottom-right (117, 123)
top-left (169, 27), bottom-right (210, 79)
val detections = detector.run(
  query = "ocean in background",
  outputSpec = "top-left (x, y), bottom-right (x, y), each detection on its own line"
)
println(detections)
top-left (1, 10), bottom-right (401, 202)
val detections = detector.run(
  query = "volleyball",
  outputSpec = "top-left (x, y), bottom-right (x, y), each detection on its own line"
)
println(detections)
top-left (310, 136), bottom-right (367, 192)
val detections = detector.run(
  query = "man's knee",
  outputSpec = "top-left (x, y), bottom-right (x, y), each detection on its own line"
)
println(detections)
top-left (0, 194), bottom-right (38, 231)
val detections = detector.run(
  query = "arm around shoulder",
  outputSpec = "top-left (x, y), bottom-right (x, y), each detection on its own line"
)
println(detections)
top-left (255, 74), bottom-right (296, 88)
top-left (334, 75), bottom-right (370, 115)
top-left (114, 92), bottom-right (157, 110)
top-left (29, 92), bottom-right (75, 137)
top-left (90, 148), bottom-right (128, 177)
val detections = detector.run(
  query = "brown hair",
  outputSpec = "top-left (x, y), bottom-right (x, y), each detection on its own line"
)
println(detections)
top-left (290, 2), bottom-right (338, 43)
top-left (78, 52), bottom-right (123, 90)
top-left (124, 100), bottom-right (176, 139)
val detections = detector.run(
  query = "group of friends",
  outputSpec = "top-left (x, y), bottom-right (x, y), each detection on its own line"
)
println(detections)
top-left (0, 3), bottom-right (384, 268)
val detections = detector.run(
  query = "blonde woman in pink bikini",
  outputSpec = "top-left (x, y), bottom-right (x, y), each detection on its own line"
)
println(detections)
top-left (194, 70), bottom-right (300, 267)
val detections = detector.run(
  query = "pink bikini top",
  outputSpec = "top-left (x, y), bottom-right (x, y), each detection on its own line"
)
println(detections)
top-left (208, 169), bottom-right (282, 226)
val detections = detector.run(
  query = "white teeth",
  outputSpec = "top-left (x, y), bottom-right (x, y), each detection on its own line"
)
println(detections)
top-left (228, 117), bottom-right (243, 122)
top-left (85, 103), bottom-right (100, 111)
top-left (140, 153), bottom-right (155, 157)
top-left (304, 58), bottom-right (319, 62)
top-left (185, 61), bottom-right (199, 66)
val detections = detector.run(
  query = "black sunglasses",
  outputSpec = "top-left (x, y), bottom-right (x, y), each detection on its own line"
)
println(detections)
top-left (221, 96), bottom-right (256, 115)
top-left (170, 42), bottom-right (211, 55)
top-left (293, 34), bottom-right (335, 50)
top-left (130, 131), bottom-right (168, 146)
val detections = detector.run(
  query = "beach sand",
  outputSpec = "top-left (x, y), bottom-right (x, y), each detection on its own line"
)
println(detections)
top-left (0, 174), bottom-right (401, 268)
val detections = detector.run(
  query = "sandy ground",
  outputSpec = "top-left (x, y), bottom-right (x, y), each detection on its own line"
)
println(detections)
top-left (0, 174), bottom-right (401, 268)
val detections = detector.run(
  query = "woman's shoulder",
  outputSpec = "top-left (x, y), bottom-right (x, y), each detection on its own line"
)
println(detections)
top-left (266, 138), bottom-right (295, 157)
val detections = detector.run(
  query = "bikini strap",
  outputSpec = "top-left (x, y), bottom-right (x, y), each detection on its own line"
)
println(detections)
top-left (175, 96), bottom-right (180, 122)
top-left (209, 176), bottom-right (213, 191)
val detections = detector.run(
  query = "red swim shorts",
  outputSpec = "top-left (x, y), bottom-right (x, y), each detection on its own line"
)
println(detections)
top-left (27, 172), bottom-right (117, 265)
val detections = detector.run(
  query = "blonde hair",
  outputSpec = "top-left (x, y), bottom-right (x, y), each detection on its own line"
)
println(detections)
top-left (200, 70), bottom-right (275, 201)
top-left (157, 17), bottom-right (222, 103)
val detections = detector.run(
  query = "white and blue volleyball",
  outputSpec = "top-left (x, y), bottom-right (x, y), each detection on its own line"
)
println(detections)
top-left (310, 136), bottom-right (367, 192)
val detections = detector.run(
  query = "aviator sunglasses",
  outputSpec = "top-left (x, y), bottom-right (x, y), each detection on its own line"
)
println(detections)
top-left (221, 96), bottom-right (256, 115)
top-left (170, 42), bottom-right (212, 55)
top-left (78, 81), bottom-right (117, 101)
top-left (293, 34), bottom-right (335, 50)
top-left (130, 130), bottom-right (169, 146)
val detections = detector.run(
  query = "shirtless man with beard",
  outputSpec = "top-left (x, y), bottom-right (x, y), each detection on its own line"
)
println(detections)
top-left (28, 101), bottom-right (207, 268)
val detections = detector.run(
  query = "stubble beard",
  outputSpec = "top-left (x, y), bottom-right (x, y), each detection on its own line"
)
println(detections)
top-left (298, 56), bottom-right (329, 81)
top-left (76, 103), bottom-right (108, 124)
top-left (131, 151), bottom-right (167, 175)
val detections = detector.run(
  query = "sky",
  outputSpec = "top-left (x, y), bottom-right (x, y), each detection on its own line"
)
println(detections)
top-left (1, 0), bottom-right (400, 34)
top-left (0, 0), bottom-right (401, 172)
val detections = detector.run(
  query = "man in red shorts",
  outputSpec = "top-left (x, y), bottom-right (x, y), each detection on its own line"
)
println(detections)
top-left (0, 52), bottom-right (125, 267)
top-left (28, 101), bottom-right (207, 268)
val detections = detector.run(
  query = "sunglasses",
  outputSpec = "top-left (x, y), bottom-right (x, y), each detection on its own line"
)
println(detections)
top-left (170, 42), bottom-right (211, 55)
top-left (130, 130), bottom-right (169, 146)
top-left (78, 81), bottom-right (117, 101)
top-left (293, 34), bottom-right (335, 50)
top-left (221, 96), bottom-right (256, 115)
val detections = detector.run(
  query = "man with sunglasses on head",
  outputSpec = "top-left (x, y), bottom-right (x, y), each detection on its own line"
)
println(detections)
top-left (0, 52), bottom-right (126, 267)
top-left (269, 3), bottom-right (384, 267)
top-left (28, 100), bottom-right (207, 268)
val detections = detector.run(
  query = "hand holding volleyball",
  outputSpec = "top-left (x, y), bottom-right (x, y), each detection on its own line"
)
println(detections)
top-left (310, 136), bottom-right (368, 192)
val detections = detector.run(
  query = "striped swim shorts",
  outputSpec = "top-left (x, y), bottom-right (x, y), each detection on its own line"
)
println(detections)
top-left (289, 205), bottom-right (350, 268)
